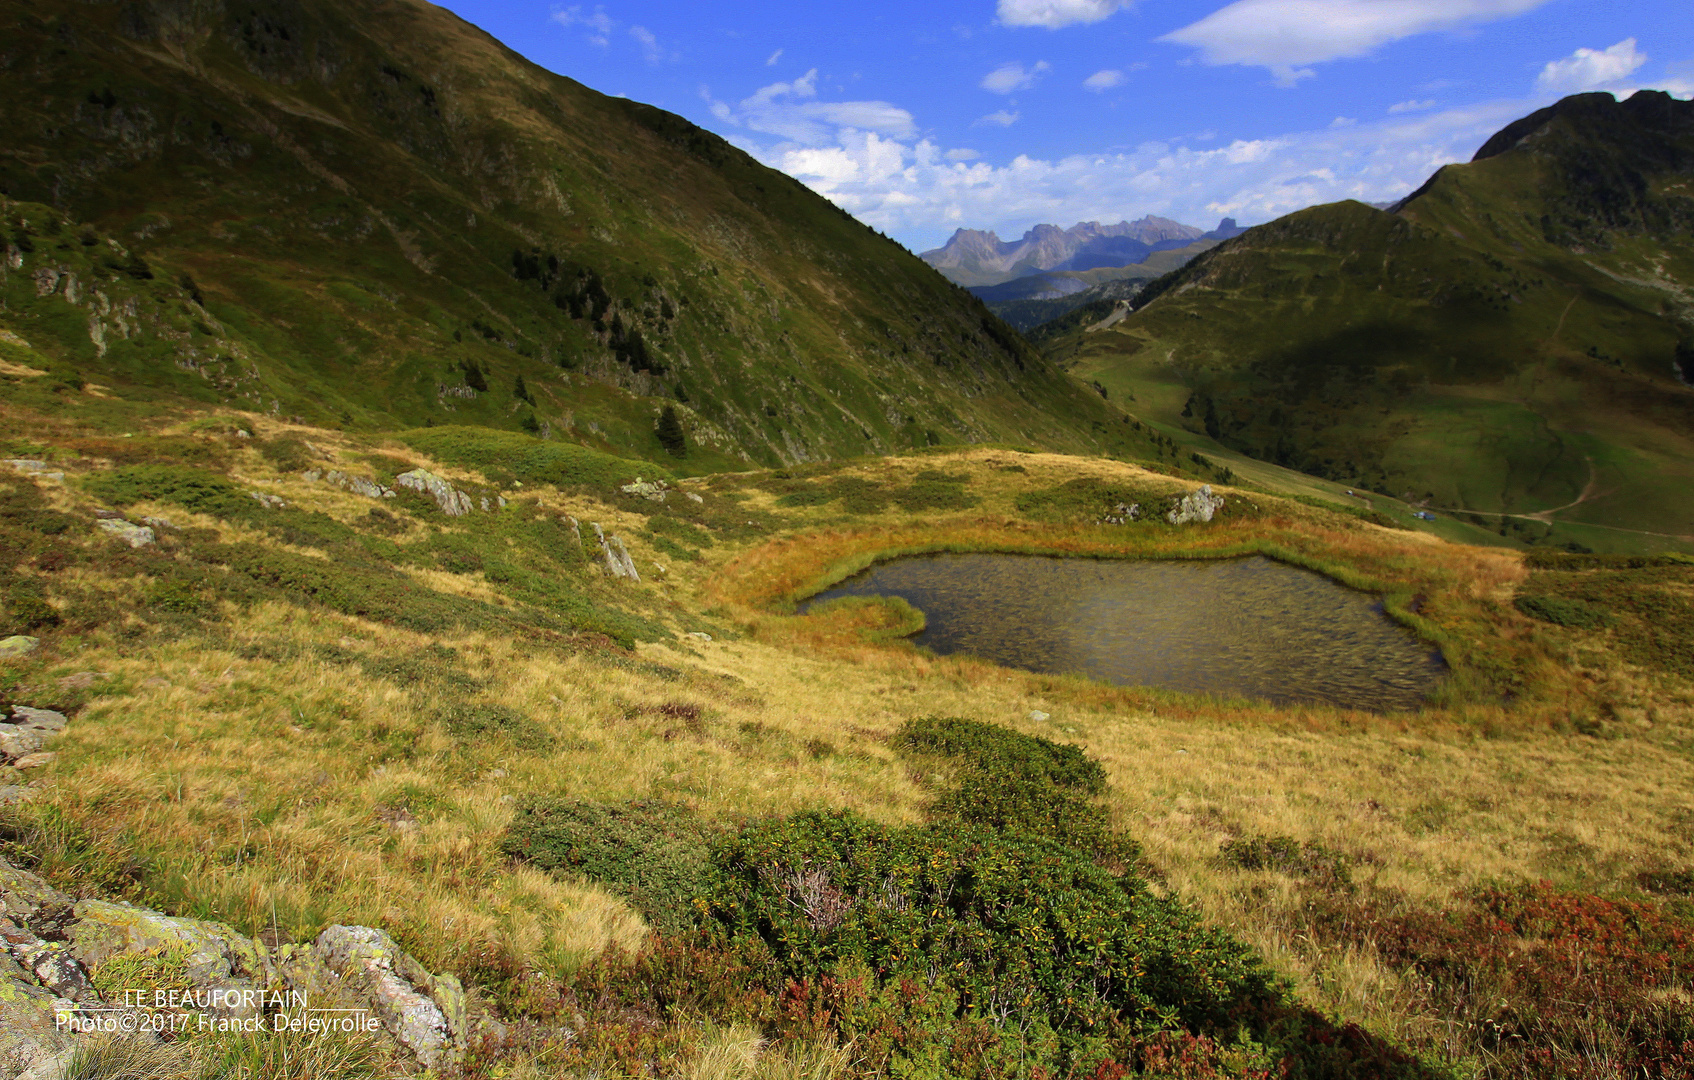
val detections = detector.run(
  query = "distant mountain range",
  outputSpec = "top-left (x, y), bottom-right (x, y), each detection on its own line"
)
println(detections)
top-left (921, 217), bottom-right (1246, 287)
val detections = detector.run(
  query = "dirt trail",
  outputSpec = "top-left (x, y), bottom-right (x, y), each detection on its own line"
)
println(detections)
top-left (1524, 457), bottom-right (1600, 523)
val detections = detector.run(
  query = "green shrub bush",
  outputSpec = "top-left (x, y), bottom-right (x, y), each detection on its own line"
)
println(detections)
top-left (1514, 594), bottom-right (1615, 629)
top-left (399, 426), bottom-right (662, 490)
top-left (892, 716), bottom-right (1106, 793)
top-left (701, 810), bottom-right (1281, 1057)
top-left (890, 480), bottom-right (976, 512)
top-left (84, 465), bottom-right (254, 519)
top-left (503, 799), bottom-right (713, 933)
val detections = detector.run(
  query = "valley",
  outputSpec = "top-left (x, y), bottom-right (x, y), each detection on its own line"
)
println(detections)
top-left (0, 2), bottom-right (1692, 1079)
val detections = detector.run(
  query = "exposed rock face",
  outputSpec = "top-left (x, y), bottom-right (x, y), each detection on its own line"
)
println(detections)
top-left (94, 519), bottom-right (155, 547)
top-left (0, 637), bottom-right (38, 659)
top-left (1167, 485), bottom-right (1225, 525)
top-left (396, 469), bottom-right (472, 516)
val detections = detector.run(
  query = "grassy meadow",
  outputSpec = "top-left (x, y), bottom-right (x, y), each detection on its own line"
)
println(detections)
top-left (2, 398), bottom-right (1693, 1078)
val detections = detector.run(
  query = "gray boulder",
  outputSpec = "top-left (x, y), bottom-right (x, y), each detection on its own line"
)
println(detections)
top-left (0, 637), bottom-right (39, 659)
top-left (1166, 485), bottom-right (1225, 525)
top-left (94, 520), bottom-right (155, 548)
top-left (395, 469), bottom-right (472, 516)
top-left (0, 726), bottom-right (44, 761)
top-left (10, 708), bottom-right (67, 734)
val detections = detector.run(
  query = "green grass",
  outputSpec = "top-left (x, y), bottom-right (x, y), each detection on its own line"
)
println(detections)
top-left (1046, 101), bottom-right (1694, 550)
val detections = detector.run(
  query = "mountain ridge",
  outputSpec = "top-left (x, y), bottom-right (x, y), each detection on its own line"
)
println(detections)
top-left (921, 216), bottom-right (1243, 287)
top-left (0, 0), bottom-right (1147, 468)
top-left (1048, 90), bottom-right (1694, 550)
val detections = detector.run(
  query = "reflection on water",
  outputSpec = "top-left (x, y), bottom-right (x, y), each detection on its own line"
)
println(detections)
top-left (804, 554), bottom-right (1445, 711)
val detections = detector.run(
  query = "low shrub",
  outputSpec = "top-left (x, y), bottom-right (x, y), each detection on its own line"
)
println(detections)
top-left (1015, 478), bottom-right (1164, 524)
top-left (892, 715), bottom-right (1106, 793)
top-left (258, 436), bottom-right (314, 473)
top-left (83, 465), bottom-right (254, 519)
top-left (776, 487), bottom-right (834, 508)
top-left (502, 799), bottom-right (713, 933)
top-left (889, 480), bottom-right (976, 513)
top-left (398, 426), bottom-right (661, 490)
top-left (701, 810), bottom-right (1282, 1069)
top-left (1514, 594), bottom-right (1614, 629)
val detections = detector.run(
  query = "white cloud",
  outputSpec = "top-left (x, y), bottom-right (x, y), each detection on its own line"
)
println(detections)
top-left (945, 148), bottom-right (982, 161)
top-left (1535, 39), bottom-right (1646, 95)
top-left (766, 48), bottom-right (783, 66)
top-left (743, 97), bottom-right (1533, 252)
top-left (981, 60), bottom-right (1050, 94)
top-left (1160, 0), bottom-right (1552, 82)
top-left (551, 5), bottom-right (614, 48)
top-left (1330, 116), bottom-right (1357, 127)
top-left (704, 69), bottom-right (916, 145)
top-left (629, 25), bottom-right (664, 65)
top-left (1389, 98), bottom-right (1437, 113)
top-left (975, 109), bottom-right (1022, 127)
top-left (1084, 69), bottom-right (1125, 91)
top-left (997, 0), bottom-right (1131, 29)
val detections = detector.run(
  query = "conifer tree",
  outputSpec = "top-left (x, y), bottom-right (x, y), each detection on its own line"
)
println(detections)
top-left (655, 404), bottom-right (686, 457)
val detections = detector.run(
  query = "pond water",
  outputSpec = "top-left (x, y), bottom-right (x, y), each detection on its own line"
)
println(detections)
top-left (803, 553), bottom-right (1445, 711)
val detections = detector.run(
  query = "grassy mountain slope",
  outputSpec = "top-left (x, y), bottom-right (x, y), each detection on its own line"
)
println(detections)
top-left (4, 392), bottom-right (1693, 1077)
top-left (1049, 91), bottom-right (1694, 551)
top-left (0, 0), bottom-right (1134, 467)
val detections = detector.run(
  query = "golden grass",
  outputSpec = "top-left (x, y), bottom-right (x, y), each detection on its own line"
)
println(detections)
top-left (6, 423), bottom-right (1693, 1075)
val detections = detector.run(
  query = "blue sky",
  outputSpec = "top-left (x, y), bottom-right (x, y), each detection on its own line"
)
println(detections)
top-left (433, 0), bottom-right (1693, 253)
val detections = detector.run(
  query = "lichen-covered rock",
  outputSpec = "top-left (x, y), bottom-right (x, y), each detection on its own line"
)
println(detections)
top-left (0, 726), bottom-right (44, 761)
top-left (0, 858), bottom-right (71, 925)
top-left (1166, 484), bottom-right (1225, 525)
top-left (95, 519), bottom-right (155, 547)
top-left (0, 636), bottom-right (40, 658)
top-left (395, 469), bottom-right (472, 516)
top-left (8, 709), bottom-right (66, 734)
top-left (248, 491), bottom-right (286, 510)
top-left (67, 900), bottom-right (273, 1018)
top-left (315, 925), bottom-right (452, 1066)
top-left (0, 973), bottom-right (70, 1078)
top-left (619, 477), bottom-right (669, 502)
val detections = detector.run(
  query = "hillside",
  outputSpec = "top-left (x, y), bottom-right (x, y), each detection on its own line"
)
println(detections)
top-left (0, 0), bottom-right (1136, 468)
top-left (2, 397), bottom-right (1692, 1078)
top-left (1049, 91), bottom-right (1694, 552)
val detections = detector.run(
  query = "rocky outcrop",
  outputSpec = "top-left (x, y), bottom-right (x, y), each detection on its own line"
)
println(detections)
top-left (0, 854), bottom-right (477, 1076)
top-left (302, 470), bottom-right (396, 500)
top-left (93, 519), bottom-right (154, 548)
top-left (395, 469), bottom-right (472, 516)
top-left (591, 523), bottom-right (640, 581)
top-left (0, 708), bottom-right (67, 770)
top-left (619, 477), bottom-right (669, 502)
top-left (316, 925), bottom-right (460, 1067)
top-left (1167, 485), bottom-right (1225, 525)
